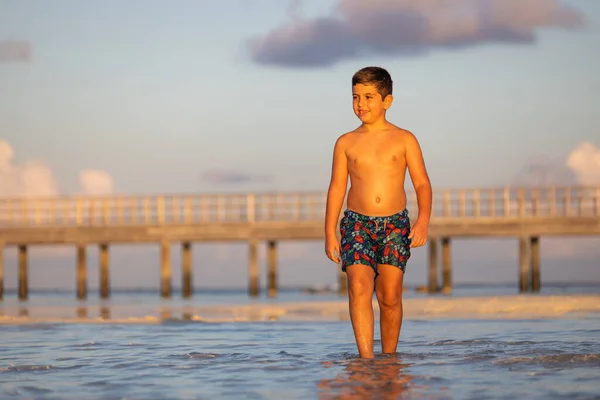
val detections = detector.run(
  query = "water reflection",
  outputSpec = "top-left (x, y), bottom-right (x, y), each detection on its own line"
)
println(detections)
top-left (76, 306), bottom-right (87, 318)
top-left (69, 305), bottom-right (194, 321)
top-left (318, 354), bottom-right (416, 399)
top-left (75, 306), bottom-right (110, 319)
top-left (100, 306), bottom-right (110, 320)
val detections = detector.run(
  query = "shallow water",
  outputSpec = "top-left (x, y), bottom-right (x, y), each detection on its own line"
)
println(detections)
top-left (1, 314), bottom-right (599, 399)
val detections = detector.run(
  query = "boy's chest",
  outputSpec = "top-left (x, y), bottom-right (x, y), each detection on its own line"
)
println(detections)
top-left (346, 142), bottom-right (404, 167)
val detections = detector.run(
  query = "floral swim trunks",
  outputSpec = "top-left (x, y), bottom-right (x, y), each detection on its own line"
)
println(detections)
top-left (339, 209), bottom-right (411, 277)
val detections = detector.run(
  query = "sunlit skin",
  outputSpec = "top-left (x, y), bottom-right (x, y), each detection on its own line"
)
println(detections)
top-left (325, 83), bottom-right (432, 359)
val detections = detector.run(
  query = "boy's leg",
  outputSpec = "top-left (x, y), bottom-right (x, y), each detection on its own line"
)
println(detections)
top-left (346, 264), bottom-right (376, 359)
top-left (375, 210), bottom-right (411, 354)
top-left (375, 264), bottom-right (405, 354)
top-left (339, 210), bottom-right (378, 359)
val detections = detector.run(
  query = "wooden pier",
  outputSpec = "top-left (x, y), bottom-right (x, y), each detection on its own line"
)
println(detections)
top-left (0, 185), bottom-right (599, 301)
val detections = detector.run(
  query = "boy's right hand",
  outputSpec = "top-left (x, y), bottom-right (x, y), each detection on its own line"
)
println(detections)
top-left (325, 235), bottom-right (341, 264)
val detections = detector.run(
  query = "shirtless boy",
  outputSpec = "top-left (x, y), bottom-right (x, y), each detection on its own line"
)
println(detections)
top-left (325, 66), bottom-right (432, 359)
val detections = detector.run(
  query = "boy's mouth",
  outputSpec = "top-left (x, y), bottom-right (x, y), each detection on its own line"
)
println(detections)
top-left (357, 110), bottom-right (369, 116)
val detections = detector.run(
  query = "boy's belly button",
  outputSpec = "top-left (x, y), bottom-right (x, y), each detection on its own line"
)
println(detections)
top-left (375, 197), bottom-right (381, 203)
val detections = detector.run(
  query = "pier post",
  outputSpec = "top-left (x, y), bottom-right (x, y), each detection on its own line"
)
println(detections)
top-left (77, 243), bottom-right (87, 300)
top-left (182, 242), bottom-right (192, 299)
top-left (99, 244), bottom-right (109, 299)
top-left (530, 236), bottom-right (540, 293)
top-left (160, 240), bottom-right (172, 298)
top-left (248, 239), bottom-right (259, 297)
top-left (267, 241), bottom-right (277, 298)
top-left (0, 242), bottom-right (4, 301)
top-left (518, 237), bottom-right (530, 293)
top-left (18, 245), bottom-right (28, 300)
top-left (428, 238), bottom-right (439, 293)
top-left (441, 237), bottom-right (452, 294)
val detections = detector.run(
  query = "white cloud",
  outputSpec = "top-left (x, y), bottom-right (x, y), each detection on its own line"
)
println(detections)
top-left (567, 142), bottom-right (600, 185)
top-left (0, 140), bottom-right (14, 171)
top-left (0, 139), bottom-right (115, 197)
top-left (79, 170), bottom-right (114, 195)
top-left (0, 140), bottom-right (59, 197)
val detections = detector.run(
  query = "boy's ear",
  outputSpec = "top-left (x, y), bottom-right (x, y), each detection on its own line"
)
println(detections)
top-left (383, 94), bottom-right (394, 109)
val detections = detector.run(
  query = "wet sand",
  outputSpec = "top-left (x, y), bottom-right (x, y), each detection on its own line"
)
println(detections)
top-left (1, 294), bottom-right (599, 324)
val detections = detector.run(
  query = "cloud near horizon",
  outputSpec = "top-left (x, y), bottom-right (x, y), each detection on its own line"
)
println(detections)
top-left (0, 139), bottom-right (114, 197)
top-left (567, 142), bottom-right (600, 185)
top-left (249, 0), bottom-right (584, 67)
top-left (511, 141), bottom-right (600, 187)
top-left (513, 156), bottom-right (578, 187)
top-left (0, 41), bottom-right (31, 62)
top-left (79, 170), bottom-right (114, 195)
top-left (200, 169), bottom-right (273, 186)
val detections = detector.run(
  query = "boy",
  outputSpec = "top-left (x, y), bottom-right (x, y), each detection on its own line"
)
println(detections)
top-left (324, 66), bottom-right (432, 359)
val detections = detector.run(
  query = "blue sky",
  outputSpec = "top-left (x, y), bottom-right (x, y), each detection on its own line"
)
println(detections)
top-left (1, 0), bottom-right (599, 291)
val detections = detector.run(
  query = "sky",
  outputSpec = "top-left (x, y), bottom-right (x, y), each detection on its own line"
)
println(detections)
top-left (0, 0), bottom-right (599, 292)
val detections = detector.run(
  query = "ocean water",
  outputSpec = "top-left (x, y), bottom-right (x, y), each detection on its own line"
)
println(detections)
top-left (1, 285), bottom-right (600, 399)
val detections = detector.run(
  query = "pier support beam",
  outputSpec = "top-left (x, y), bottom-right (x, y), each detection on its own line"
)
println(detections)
top-left (99, 244), bottom-right (109, 299)
top-left (0, 242), bottom-right (4, 301)
top-left (248, 239), bottom-right (259, 297)
top-left (530, 236), bottom-right (540, 293)
top-left (77, 244), bottom-right (87, 300)
top-left (519, 237), bottom-right (530, 293)
top-left (18, 245), bottom-right (28, 301)
top-left (267, 241), bottom-right (277, 298)
top-left (441, 237), bottom-right (452, 294)
top-left (182, 242), bottom-right (192, 299)
top-left (428, 239), bottom-right (439, 293)
top-left (160, 241), bottom-right (171, 298)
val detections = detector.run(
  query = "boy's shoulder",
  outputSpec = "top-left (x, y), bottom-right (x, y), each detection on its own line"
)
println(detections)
top-left (387, 125), bottom-right (422, 148)
top-left (333, 129), bottom-right (359, 147)
top-left (387, 123), bottom-right (416, 138)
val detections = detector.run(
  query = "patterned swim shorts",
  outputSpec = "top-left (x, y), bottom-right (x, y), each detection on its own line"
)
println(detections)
top-left (339, 209), bottom-right (411, 276)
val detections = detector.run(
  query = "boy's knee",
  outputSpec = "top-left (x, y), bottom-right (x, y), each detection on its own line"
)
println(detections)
top-left (377, 290), bottom-right (402, 309)
top-left (348, 278), bottom-right (373, 299)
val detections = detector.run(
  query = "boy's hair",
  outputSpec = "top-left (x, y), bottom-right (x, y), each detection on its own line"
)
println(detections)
top-left (352, 66), bottom-right (393, 100)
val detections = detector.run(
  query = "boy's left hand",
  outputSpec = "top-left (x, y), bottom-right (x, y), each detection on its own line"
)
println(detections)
top-left (408, 221), bottom-right (428, 248)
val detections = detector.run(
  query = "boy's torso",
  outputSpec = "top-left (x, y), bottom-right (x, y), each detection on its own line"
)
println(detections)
top-left (343, 125), bottom-right (409, 217)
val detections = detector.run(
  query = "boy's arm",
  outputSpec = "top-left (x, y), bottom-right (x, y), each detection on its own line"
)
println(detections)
top-left (325, 136), bottom-right (348, 238)
top-left (405, 132), bottom-right (432, 226)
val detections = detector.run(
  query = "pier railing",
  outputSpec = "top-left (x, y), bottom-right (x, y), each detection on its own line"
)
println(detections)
top-left (0, 186), bottom-right (598, 227)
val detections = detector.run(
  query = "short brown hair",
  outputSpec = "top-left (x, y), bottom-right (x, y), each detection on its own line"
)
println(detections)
top-left (352, 66), bottom-right (393, 99)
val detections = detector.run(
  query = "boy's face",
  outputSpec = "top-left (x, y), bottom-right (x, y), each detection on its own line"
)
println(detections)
top-left (352, 83), bottom-right (392, 124)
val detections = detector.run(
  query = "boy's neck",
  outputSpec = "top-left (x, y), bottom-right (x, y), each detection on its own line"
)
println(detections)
top-left (361, 117), bottom-right (389, 132)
